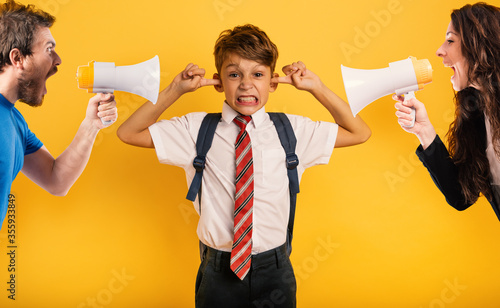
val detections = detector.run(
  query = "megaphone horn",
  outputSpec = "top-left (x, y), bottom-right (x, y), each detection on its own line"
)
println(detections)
top-left (341, 56), bottom-right (432, 127)
top-left (76, 56), bottom-right (160, 125)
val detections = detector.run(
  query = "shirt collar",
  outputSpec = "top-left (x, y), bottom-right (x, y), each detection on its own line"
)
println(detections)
top-left (221, 101), bottom-right (266, 128)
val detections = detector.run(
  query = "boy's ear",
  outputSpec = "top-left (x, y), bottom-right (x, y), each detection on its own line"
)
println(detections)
top-left (270, 72), bottom-right (279, 92)
top-left (213, 73), bottom-right (224, 92)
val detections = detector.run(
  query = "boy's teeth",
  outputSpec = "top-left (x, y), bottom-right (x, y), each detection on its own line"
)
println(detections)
top-left (239, 97), bottom-right (256, 102)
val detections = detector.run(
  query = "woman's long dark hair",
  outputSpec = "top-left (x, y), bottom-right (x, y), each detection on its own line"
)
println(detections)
top-left (447, 2), bottom-right (500, 203)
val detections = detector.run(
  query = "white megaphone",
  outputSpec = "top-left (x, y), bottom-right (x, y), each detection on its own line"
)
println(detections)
top-left (341, 56), bottom-right (432, 127)
top-left (77, 55), bottom-right (160, 125)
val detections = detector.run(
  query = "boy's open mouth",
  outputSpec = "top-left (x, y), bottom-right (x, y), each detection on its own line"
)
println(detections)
top-left (237, 96), bottom-right (258, 105)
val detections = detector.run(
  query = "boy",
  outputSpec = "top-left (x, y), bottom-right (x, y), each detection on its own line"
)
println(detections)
top-left (117, 24), bottom-right (370, 308)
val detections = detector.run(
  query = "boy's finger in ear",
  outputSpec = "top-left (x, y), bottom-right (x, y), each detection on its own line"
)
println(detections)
top-left (272, 76), bottom-right (292, 84)
top-left (202, 78), bottom-right (222, 87)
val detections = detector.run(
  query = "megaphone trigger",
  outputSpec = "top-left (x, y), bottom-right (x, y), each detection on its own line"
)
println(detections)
top-left (403, 91), bottom-right (416, 128)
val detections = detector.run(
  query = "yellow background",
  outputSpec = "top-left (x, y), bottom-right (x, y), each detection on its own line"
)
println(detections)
top-left (1, 0), bottom-right (500, 307)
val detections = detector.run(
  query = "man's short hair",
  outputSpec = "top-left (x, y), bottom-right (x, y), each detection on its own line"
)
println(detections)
top-left (0, 0), bottom-right (55, 72)
top-left (214, 24), bottom-right (279, 74)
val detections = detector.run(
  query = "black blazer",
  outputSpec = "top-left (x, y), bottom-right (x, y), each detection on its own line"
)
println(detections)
top-left (416, 134), bottom-right (500, 221)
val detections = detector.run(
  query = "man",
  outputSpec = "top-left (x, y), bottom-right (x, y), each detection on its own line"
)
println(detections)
top-left (0, 0), bottom-right (118, 229)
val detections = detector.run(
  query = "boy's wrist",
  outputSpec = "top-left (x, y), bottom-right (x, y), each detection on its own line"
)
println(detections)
top-left (160, 82), bottom-right (183, 103)
top-left (308, 81), bottom-right (328, 99)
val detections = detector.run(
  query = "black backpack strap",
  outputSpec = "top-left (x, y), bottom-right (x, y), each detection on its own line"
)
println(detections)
top-left (268, 112), bottom-right (299, 256)
top-left (186, 113), bottom-right (222, 202)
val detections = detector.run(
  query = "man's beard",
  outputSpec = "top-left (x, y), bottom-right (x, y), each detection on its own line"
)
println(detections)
top-left (17, 74), bottom-right (44, 107)
top-left (17, 65), bottom-right (56, 107)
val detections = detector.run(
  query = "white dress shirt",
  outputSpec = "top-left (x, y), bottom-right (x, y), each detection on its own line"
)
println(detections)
top-left (149, 102), bottom-right (338, 253)
top-left (485, 116), bottom-right (500, 184)
top-left (485, 116), bottom-right (500, 209)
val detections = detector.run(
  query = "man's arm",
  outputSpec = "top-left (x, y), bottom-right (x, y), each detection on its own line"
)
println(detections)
top-left (117, 63), bottom-right (220, 148)
top-left (272, 61), bottom-right (371, 147)
top-left (21, 93), bottom-right (117, 196)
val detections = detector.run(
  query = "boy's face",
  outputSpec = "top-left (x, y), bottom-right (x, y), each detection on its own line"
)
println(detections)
top-left (215, 53), bottom-right (277, 116)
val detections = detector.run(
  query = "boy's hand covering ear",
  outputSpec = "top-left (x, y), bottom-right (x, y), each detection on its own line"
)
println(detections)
top-left (173, 63), bottom-right (221, 94)
top-left (271, 61), bottom-right (320, 92)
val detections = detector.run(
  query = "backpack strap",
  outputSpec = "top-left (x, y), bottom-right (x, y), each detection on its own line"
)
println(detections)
top-left (268, 112), bottom-right (299, 256)
top-left (186, 113), bottom-right (222, 202)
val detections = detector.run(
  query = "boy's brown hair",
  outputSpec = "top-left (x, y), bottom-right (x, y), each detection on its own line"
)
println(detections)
top-left (0, 0), bottom-right (55, 72)
top-left (214, 24), bottom-right (279, 74)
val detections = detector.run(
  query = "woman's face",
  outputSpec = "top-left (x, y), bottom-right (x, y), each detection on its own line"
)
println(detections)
top-left (436, 21), bottom-right (470, 91)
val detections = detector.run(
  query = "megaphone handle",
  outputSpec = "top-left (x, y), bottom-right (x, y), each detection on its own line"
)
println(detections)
top-left (99, 92), bottom-right (113, 126)
top-left (100, 117), bottom-right (113, 126)
top-left (403, 91), bottom-right (416, 128)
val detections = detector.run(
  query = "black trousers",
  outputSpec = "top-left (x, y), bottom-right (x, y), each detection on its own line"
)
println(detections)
top-left (195, 243), bottom-right (297, 308)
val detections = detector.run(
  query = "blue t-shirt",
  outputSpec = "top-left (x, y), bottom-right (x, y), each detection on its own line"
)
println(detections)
top-left (0, 94), bottom-right (43, 229)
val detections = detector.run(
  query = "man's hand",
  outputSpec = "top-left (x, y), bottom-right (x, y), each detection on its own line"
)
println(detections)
top-left (86, 93), bottom-right (118, 129)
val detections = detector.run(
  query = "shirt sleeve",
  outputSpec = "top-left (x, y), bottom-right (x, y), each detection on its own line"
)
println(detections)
top-left (24, 127), bottom-right (43, 155)
top-left (12, 108), bottom-right (43, 156)
top-left (148, 112), bottom-right (205, 168)
top-left (416, 134), bottom-right (473, 211)
top-left (287, 115), bottom-right (338, 169)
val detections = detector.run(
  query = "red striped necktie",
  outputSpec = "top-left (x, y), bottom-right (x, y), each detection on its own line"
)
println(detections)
top-left (231, 115), bottom-right (254, 280)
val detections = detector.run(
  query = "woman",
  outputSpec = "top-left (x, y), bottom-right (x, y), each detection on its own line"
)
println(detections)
top-left (395, 2), bottom-right (500, 220)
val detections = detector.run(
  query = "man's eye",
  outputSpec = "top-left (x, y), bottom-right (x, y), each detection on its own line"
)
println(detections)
top-left (255, 73), bottom-right (263, 77)
top-left (229, 73), bottom-right (239, 78)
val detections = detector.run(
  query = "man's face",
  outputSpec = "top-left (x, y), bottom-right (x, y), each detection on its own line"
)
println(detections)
top-left (18, 27), bottom-right (61, 107)
top-left (217, 53), bottom-right (277, 116)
